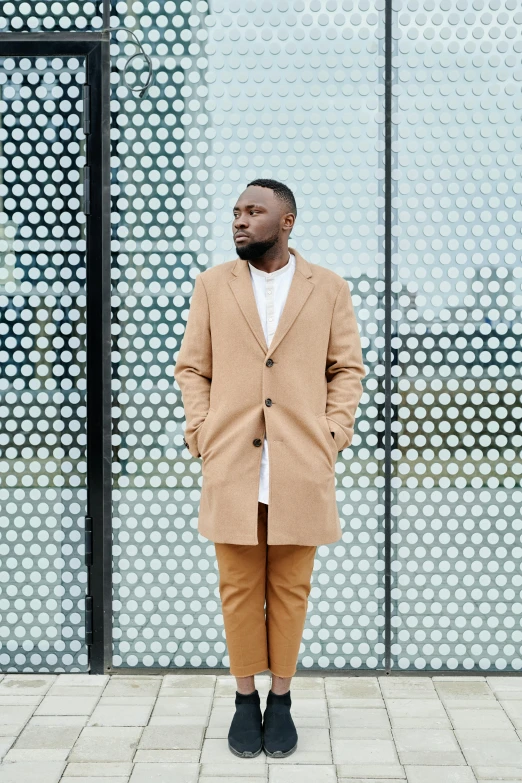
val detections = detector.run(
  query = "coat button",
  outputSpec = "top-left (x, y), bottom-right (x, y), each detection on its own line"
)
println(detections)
top-left (253, 438), bottom-right (262, 447)
top-left (266, 358), bottom-right (274, 367)
top-left (265, 398), bottom-right (272, 407)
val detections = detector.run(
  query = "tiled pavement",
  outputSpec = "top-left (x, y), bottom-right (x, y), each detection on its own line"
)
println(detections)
top-left (0, 674), bottom-right (522, 782)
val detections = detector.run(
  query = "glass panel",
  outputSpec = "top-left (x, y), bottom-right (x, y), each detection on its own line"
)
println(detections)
top-left (0, 1), bottom-right (103, 33)
top-left (0, 56), bottom-right (88, 671)
top-left (392, 2), bottom-right (522, 671)
top-left (111, 1), bottom-right (384, 671)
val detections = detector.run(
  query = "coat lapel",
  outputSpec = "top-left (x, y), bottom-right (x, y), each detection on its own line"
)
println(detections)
top-left (228, 246), bottom-right (315, 358)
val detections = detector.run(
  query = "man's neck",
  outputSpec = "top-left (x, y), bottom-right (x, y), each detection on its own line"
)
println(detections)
top-left (247, 249), bottom-right (291, 275)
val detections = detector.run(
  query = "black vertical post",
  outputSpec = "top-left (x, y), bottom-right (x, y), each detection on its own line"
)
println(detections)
top-left (86, 38), bottom-right (112, 673)
top-left (384, 0), bottom-right (393, 673)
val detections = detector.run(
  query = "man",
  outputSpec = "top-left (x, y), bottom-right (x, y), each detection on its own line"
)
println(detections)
top-left (174, 179), bottom-right (366, 758)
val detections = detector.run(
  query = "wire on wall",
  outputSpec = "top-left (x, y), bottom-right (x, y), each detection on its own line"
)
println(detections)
top-left (106, 24), bottom-right (154, 99)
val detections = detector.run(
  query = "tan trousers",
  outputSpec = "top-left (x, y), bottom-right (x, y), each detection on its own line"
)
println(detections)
top-left (214, 501), bottom-right (317, 678)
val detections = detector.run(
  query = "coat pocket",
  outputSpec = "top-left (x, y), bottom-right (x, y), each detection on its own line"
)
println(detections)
top-left (196, 408), bottom-right (215, 456)
top-left (316, 413), bottom-right (338, 464)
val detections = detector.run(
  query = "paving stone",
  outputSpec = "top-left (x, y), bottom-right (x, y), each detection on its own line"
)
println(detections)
top-left (46, 686), bottom-right (106, 698)
top-left (200, 738), bottom-right (266, 766)
top-left (87, 705), bottom-right (153, 727)
top-left (133, 750), bottom-right (200, 762)
top-left (325, 677), bottom-right (382, 699)
top-left (138, 725), bottom-right (204, 750)
top-left (154, 687), bottom-right (213, 699)
top-left (62, 762), bottom-right (133, 776)
top-left (0, 706), bottom-right (35, 725)
top-left (0, 738), bottom-right (16, 761)
top-left (199, 763), bottom-right (267, 777)
top-left (435, 682), bottom-right (496, 700)
top-left (379, 679), bottom-right (438, 699)
top-left (61, 779), bottom-right (128, 783)
top-left (0, 696), bottom-right (43, 706)
top-left (34, 696), bottom-right (100, 716)
top-left (337, 780), bottom-right (405, 783)
top-left (102, 679), bottom-right (161, 698)
top-left (385, 698), bottom-right (451, 728)
top-left (160, 675), bottom-right (215, 695)
top-left (266, 751), bottom-right (332, 765)
top-left (199, 778), bottom-right (266, 783)
top-left (151, 697), bottom-right (212, 718)
top-left (0, 676), bottom-right (56, 697)
top-left (148, 716), bottom-right (208, 727)
top-left (457, 729), bottom-right (520, 745)
top-left (405, 767), bottom-right (476, 782)
top-left (486, 677), bottom-right (522, 688)
top-left (336, 764), bottom-right (406, 779)
top-left (473, 767), bottom-right (522, 780)
top-left (459, 736), bottom-right (522, 767)
top-left (128, 763), bottom-right (199, 782)
top-left (329, 707), bottom-right (391, 729)
top-left (393, 728), bottom-right (466, 765)
top-left (494, 692), bottom-right (522, 702)
top-left (0, 726), bottom-right (29, 738)
top-left (331, 737), bottom-right (399, 765)
top-left (162, 674), bottom-right (215, 687)
top-left (268, 765), bottom-right (337, 782)
top-left (447, 708), bottom-right (515, 730)
top-left (498, 702), bottom-right (522, 730)
top-left (95, 697), bottom-right (156, 707)
top-left (266, 726), bottom-right (332, 765)
top-left (54, 675), bottom-right (109, 688)
top-left (0, 760), bottom-right (65, 782)
top-left (330, 727), bottom-right (393, 740)
top-left (14, 724), bottom-right (81, 749)
top-left (27, 715), bottom-right (88, 727)
top-left (68, 727), bottom-right (143, 762)
top-left (432, 677), bottom-right (486, 681)
top-left (4, 748), bottom-right (70, 762)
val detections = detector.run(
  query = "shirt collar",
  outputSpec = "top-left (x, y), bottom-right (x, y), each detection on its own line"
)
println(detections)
top-left (248, 252), bottom-right (293, 279)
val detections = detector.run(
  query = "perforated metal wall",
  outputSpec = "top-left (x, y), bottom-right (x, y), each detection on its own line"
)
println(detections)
top-left (1, 0), bottom-right (520, 675)
top-left (391, 1), bottom-right (522, 671)
top-left (0, 55), bottom-right (88, 671)
top-left (0, 1), bottom-right (103, 32)
top-left (110, 1), bottom-right (383, 670)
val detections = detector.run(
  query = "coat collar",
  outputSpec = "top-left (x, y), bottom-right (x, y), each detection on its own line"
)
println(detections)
top-left (228, 246), bottom-right (315, 357)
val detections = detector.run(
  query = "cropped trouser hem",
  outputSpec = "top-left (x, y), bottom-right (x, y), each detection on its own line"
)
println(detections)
top-left (214, 501), bottom-right (316, 680)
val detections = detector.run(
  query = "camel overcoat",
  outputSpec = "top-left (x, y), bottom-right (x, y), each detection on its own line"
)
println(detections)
top-left (173, 246), bottom-right (366, 545)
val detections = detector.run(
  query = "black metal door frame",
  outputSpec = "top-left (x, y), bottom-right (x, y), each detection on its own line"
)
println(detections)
top-left (0, 32), bottom-right (112, 674)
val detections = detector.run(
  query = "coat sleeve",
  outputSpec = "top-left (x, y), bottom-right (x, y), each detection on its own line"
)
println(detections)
top-left (173, 274), bottom-right (212, 459)
top-left (325, 279), bottom-right (366, 452)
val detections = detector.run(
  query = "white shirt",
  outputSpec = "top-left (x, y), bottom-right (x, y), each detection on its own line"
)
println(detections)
top-left (248, 252), bottom-right (295, 504)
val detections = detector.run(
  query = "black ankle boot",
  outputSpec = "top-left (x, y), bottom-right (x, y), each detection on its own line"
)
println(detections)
top-left (262, 689), bottom-right (298, 757)
top-left (228, 689), bottom-right (263, 758)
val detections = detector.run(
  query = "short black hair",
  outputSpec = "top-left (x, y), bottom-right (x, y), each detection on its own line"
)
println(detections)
top-left (246, 178), bottom-right (297, 219)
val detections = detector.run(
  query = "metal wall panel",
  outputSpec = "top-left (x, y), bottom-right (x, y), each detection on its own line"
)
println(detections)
top-left (0, 54), bottom-right (89, 671)
top-left (392, 0), bottom-right (522, 671)
top-left (110, 0), bottom-right (384, 671)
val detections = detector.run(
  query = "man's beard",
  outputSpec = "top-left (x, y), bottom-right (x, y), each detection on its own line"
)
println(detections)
top-left (235, 233), bottom-right (279, 261)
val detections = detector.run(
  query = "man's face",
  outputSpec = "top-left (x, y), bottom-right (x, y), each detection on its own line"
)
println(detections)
top-left (232, 186), bottom-right (291, 260)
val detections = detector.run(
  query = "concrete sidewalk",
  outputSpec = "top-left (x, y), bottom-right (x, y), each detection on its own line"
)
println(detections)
top-left (0, 672), bottom-right (520, 781)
